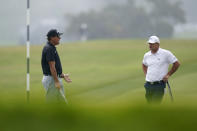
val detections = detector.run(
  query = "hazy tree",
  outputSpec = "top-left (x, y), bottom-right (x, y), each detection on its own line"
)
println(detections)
top-left (147, 0), bottom-right (186, 37)
top-left (65, 0), bottom-right (186, 40)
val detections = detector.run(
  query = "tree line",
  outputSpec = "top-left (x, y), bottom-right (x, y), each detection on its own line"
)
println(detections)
top-left (65, 0), bottom-right (186, 40)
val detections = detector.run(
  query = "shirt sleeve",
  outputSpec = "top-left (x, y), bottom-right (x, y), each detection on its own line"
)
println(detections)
top-left (142, 54), bottom-right (148, 66)
top-left (46, 47), bottom-right (55, 62)
top-left (167, 51), bottom-right (178, 64)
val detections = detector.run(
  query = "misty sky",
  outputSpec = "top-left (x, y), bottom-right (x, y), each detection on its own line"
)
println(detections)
top-left (0, 0), bottom-right (196, 44)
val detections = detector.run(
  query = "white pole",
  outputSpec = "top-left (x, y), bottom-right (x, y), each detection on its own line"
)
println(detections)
top-left (26, 0), bottom-right (30, 102)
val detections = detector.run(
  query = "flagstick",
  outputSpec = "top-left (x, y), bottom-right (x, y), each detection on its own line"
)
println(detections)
top-left (26, 0), bottom-right (30, 102)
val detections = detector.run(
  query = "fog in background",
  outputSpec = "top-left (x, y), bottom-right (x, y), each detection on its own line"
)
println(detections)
top-left (0, 0), bottom-right (196, 45)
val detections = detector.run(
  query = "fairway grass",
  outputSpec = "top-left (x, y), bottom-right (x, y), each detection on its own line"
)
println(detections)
top-left (0, 39), bottom-right (197, 131)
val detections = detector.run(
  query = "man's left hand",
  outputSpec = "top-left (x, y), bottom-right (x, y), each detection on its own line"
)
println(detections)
top-left (163, 74), bottom-right (170, 82)
top-left (63, 74), bottom-right (72, 83)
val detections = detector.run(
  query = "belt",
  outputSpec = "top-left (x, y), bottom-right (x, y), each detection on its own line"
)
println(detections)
top-left (146, 80), bottom-right (164, 85)
top-left (44, 74), bottom-right (62, 77)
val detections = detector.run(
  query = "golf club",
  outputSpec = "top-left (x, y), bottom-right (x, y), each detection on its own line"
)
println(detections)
top-left (59, 89), bottom-right (68, 104)
top-left (167, 81), bottom-right (174, 102)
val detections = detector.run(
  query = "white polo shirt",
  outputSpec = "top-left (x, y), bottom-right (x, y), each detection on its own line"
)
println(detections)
top-left (143, 48), bottom-right (178, 82)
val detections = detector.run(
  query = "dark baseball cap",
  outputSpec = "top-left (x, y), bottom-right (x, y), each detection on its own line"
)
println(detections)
top-left (47, 29), bottom-right (63, 39)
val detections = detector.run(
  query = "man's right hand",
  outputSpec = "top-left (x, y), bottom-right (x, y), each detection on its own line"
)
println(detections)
top-left (55, 81), bottom-right (61, 89)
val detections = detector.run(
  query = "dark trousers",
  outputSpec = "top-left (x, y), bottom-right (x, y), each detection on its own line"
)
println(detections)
top-left (144, 81), bottom-right (166, 104)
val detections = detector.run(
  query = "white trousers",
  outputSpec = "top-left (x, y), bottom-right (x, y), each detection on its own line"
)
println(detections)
top-left (42, 76), bottom-right (67, 103)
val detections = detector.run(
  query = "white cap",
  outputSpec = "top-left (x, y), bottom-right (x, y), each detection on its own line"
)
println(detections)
top-left (147, 36), bottom-right (160, 44)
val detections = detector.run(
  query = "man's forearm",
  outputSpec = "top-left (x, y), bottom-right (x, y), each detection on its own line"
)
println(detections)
top-left (49, 61), bottom-right (59, 82)
top-left (50, 67), bottom-right (59, 82)
top-left (167, 61), bottom-right (180, 76)
top-left (142, 64), bottom-right (147, 76)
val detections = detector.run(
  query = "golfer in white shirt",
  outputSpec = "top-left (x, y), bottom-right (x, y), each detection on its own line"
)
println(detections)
top-left (142, 36), bottom-right (180, 103)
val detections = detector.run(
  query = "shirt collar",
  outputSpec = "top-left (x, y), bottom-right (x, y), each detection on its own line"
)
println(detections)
top-left (157, 48), bottom-right (161, 54)
top-left (47, 42), bottom-right (56, 48)
top-left (151, 48), bottom-right (161, 55)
